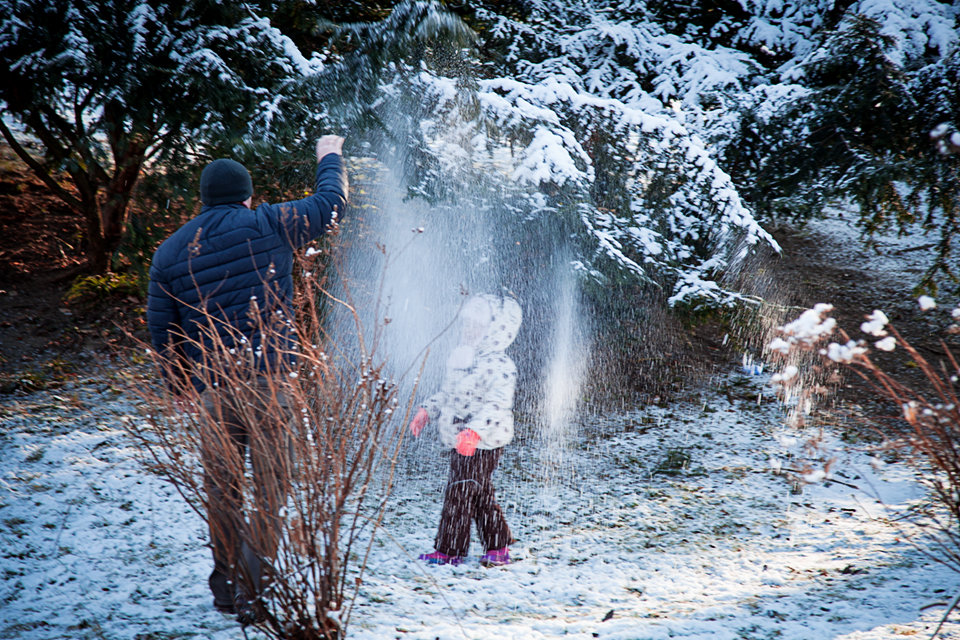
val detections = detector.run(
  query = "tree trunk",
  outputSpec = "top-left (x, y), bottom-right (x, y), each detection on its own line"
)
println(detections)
top-left (83, 203), bottom-right (110, 274)
top-left (83, 142), bottom-right (146, 274)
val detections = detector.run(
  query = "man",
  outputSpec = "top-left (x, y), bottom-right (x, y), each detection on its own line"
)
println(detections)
top-left (146, 136), bottom-right (348, 623)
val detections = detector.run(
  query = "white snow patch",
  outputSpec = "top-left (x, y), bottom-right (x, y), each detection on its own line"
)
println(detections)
top-left (1, 367), bottom-right (956, 639)
top-left (860, 310), bottom-right (889, 337)
top-left (875, 336), bottom-right (897, 351)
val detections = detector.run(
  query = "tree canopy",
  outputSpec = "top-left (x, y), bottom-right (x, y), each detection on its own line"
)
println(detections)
top-left (2, 0), bottom-right (958, 297)
top-left (0, 0), bottom-right (330, 272)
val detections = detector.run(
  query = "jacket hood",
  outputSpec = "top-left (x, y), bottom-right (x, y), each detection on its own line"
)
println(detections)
top-left (463, 294), bottom-right (522, 353)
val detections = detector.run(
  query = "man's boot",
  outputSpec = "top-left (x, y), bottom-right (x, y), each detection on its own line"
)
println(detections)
top-left (209, 568), bottom-right (236, 614)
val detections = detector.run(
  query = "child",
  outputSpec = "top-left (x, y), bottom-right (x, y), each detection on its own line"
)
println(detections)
top-left (409, 294), bottom-right (522, 566)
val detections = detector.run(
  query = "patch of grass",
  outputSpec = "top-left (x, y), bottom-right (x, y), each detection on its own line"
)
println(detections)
top-left (0, 370), bottom-right (47, 393)
top-left (64, 272), bottom-right (142, 309)
top-left (736, 624), bottom-right (783, 639)
top-left (724, 466), bottom-right (749, 480)
top-left (0, 358), bottom-right (76, 394)
top-left (712, 522), bottom-right (747, 537)
top-left (616, 453), bottom-right (646, 469)
top-left (0, 610), bottom-right (39, 629)
top-left (68, 619), bottom-right (103, 633)
top-left (0, 545), bottom-right (34, 560)
top-left (44, 357), bottom-right (74, 377)
top-left (365, 593), bottom-right (391, 603)
top-left (655, 448), bottom-right (692, 476)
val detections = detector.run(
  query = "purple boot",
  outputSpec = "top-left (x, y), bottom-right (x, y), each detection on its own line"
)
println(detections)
top-left (418, 551), bottom-right (463, 566)
top-left (480, 547), bottom-right (510, 567)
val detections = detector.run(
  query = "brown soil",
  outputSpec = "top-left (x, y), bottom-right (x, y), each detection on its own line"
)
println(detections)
top-left (0, 146), bottom-right (87, 281)
top-left (0, 144), bottom-right (145, 391)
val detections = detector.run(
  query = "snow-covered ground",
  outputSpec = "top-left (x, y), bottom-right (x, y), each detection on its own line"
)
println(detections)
top-left (2, 209), bottom-right (959, 640)
top-left (1, 360), bottom-right (958, 640)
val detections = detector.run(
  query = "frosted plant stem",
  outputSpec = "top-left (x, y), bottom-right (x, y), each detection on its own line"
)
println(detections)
top-left (50, 500), bottom-right (74, 562)
top-left (929, 589), bottom-right (960, 640)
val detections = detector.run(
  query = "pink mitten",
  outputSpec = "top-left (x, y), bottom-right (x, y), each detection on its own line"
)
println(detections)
top-left (455, 429), bottom-right (481, 456)
top-left (409, 407), bottom-right (429, 436)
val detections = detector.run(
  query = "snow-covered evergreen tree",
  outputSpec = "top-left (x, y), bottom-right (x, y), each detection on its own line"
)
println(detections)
top-left (0, 0), bottom-right (329, 272)
top-left (325, 0), bottom-right (780, 310)
top-left (6, 0), bottom-right (956, 293)
top-left (728, 2), bottom-right (960, 292)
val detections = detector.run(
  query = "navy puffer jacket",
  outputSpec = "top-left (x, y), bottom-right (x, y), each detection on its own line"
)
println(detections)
top-left (147, 153), bottom-right (347, 390)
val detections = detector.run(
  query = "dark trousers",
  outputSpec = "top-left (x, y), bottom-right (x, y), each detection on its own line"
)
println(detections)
top-left (200, 384), bottom-right (290, 608)
top-left (434, 448), bottom-right (512, 557)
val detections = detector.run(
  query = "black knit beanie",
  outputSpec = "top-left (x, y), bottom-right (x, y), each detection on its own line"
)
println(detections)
top-left (200, 158), bottom-right (253, 206)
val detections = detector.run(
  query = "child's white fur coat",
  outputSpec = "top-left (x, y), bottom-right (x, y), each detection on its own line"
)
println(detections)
top-left (424, 295), bottom-right (521, 450)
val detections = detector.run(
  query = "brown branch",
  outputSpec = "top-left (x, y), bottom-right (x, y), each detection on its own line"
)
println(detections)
top-left (37, 102), bottom-right (110, 185)
top-left (0, 116), bottom-right (81, 209)
top-left (777, 467), bottom-right (861, 490)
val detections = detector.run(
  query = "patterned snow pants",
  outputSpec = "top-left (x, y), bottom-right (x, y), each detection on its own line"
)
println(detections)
top-left (434, 447), bottom-right (512, 557)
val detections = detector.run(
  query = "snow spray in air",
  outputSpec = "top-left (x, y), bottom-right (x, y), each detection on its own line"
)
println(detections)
top-left (537, 254), bottom-right (590, 485)
top-left (333, 79), bottom-right (593, 501)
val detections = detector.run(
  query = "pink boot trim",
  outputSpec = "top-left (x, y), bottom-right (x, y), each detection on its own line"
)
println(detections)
top-left (480, 547), bottom-right (510, 567)
top-left (418, 550), bottom-right (463, 565)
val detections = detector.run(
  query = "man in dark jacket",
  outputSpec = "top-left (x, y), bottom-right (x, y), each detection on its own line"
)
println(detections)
top-left (147, 136), bottom-right (348, 623)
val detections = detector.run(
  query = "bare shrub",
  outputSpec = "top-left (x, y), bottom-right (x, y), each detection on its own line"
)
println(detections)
top-left (768, 302), bottom-right (960, 634)
top-left (767, 302), bottom-right (960, 567)
top-left (126, 241), bottom-right (414, 639)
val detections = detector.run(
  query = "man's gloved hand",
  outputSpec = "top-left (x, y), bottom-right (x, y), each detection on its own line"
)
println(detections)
top-left (409, 407), bottom-right (429, 436)
top-left (316, 135), bottom-right (344, 160)
top-left (455, 429), bottom-right (481, 456)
